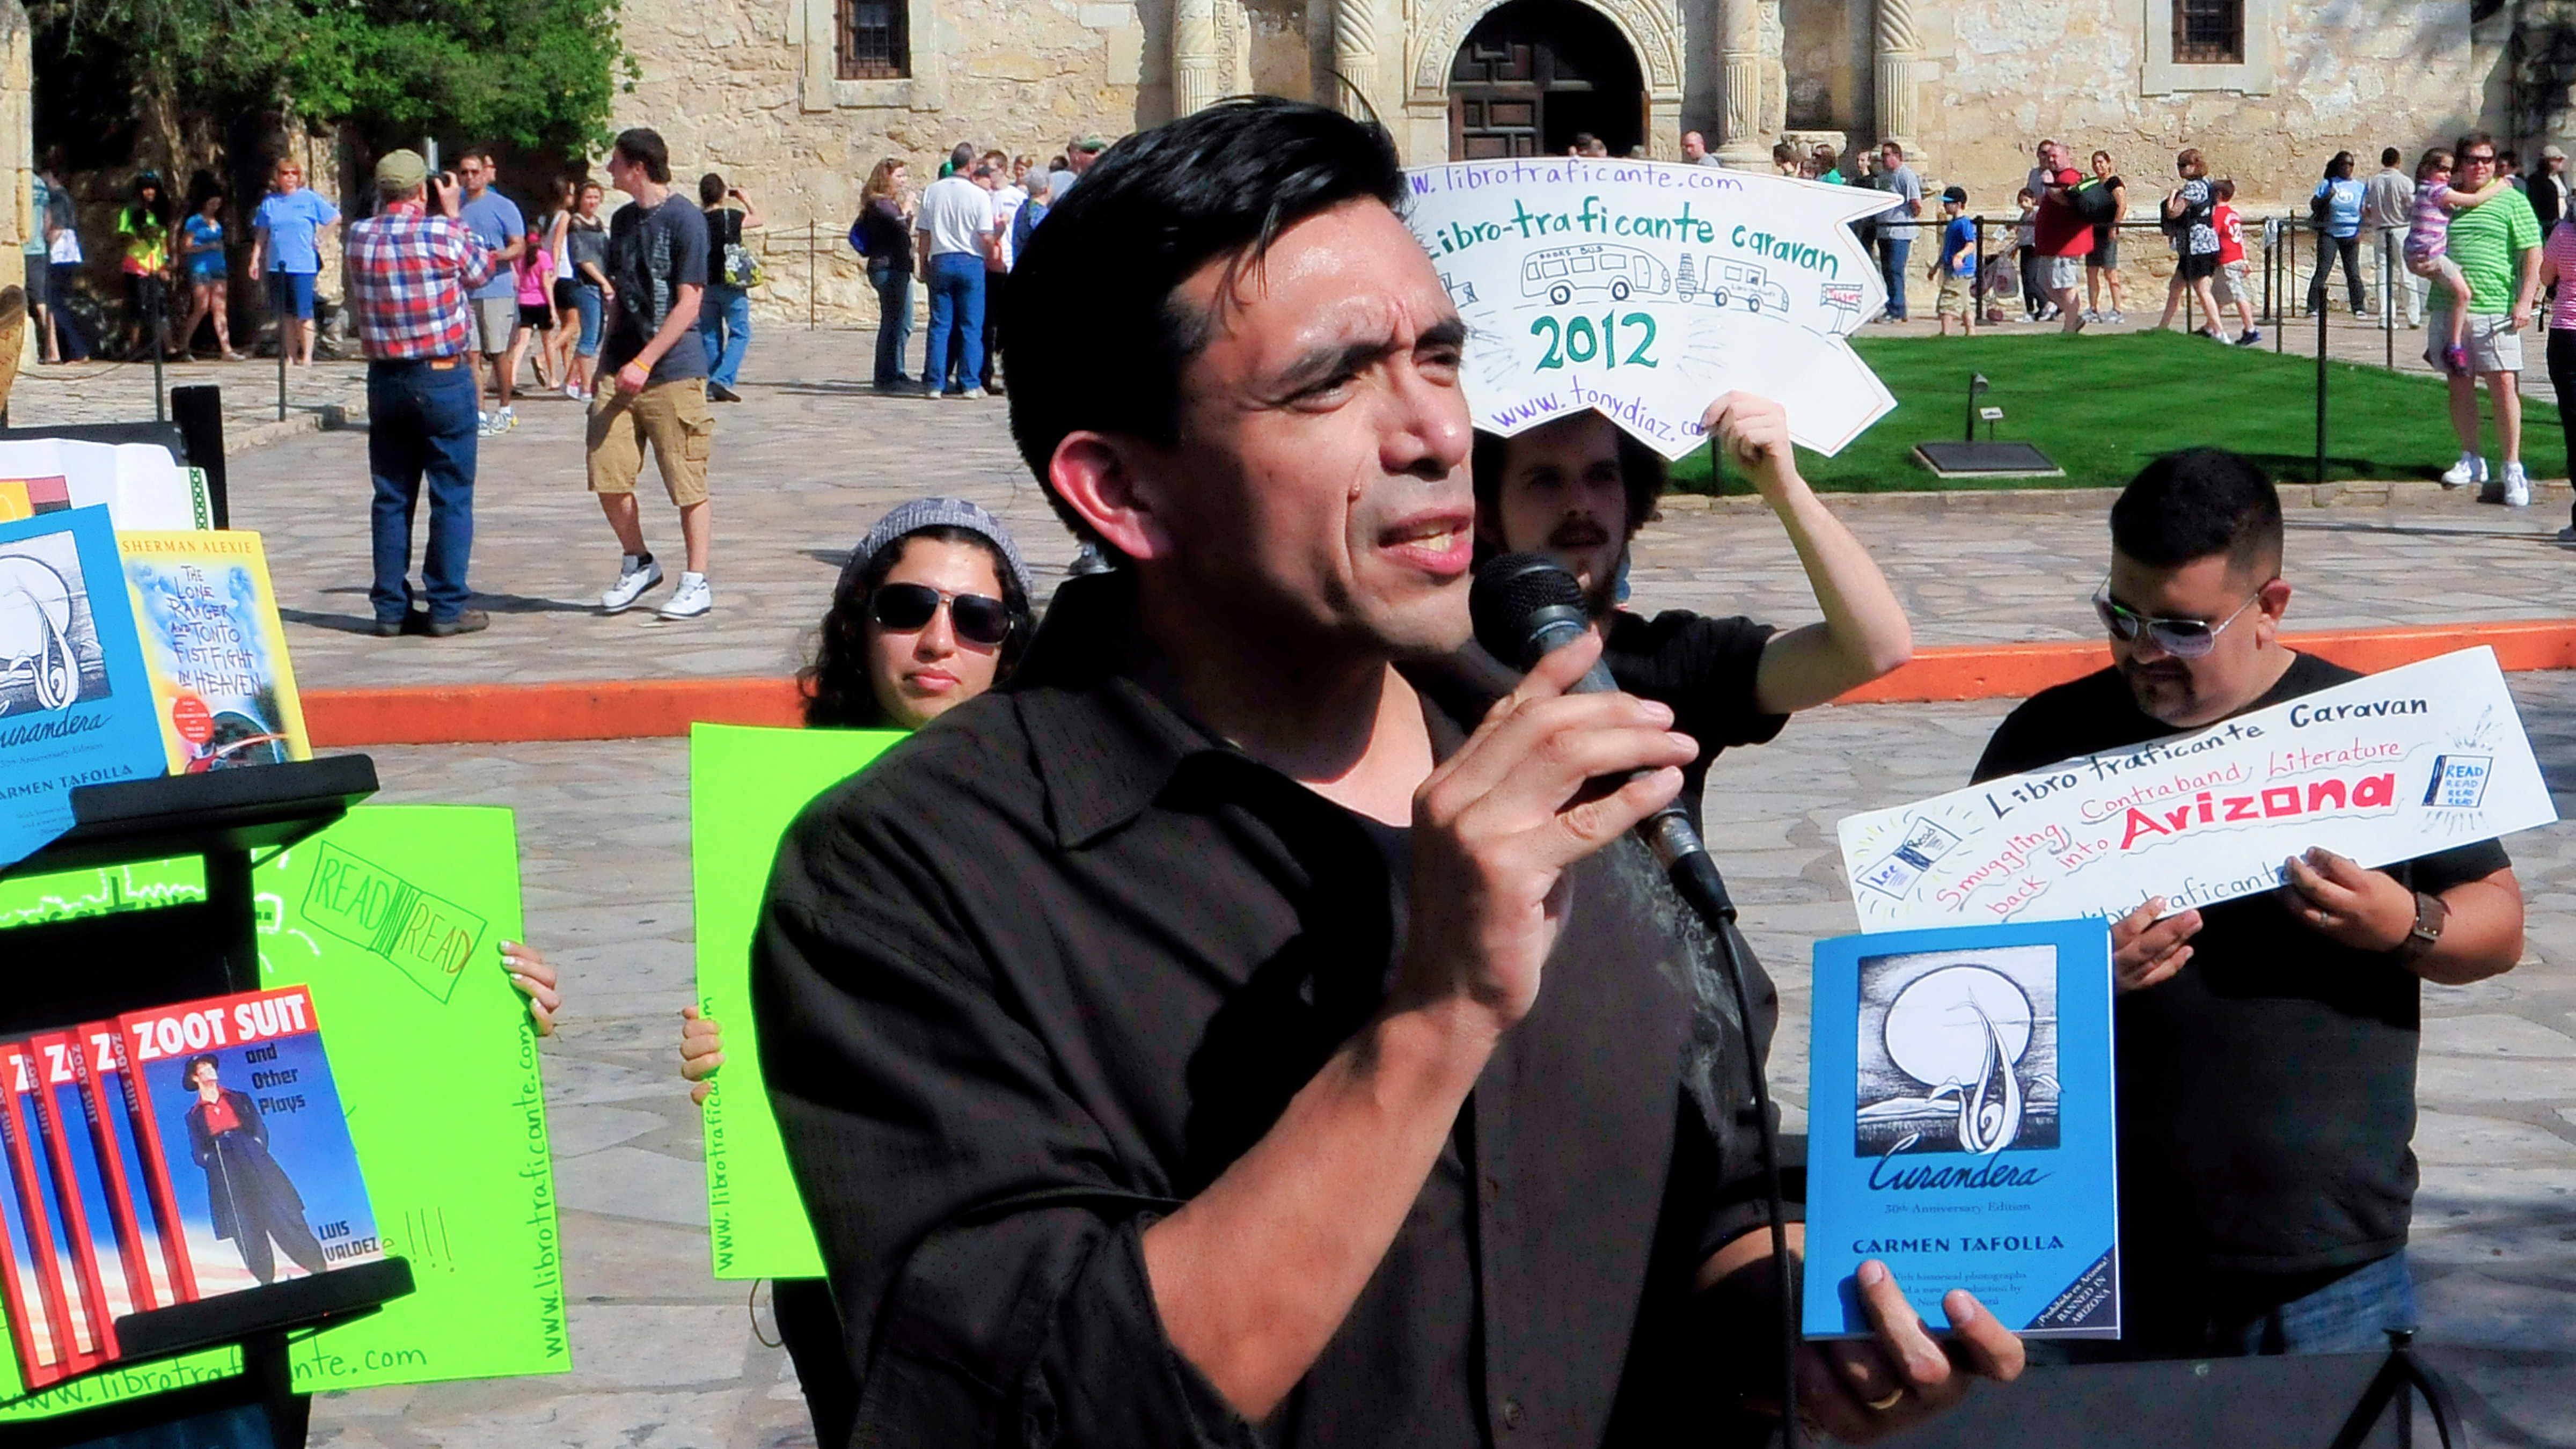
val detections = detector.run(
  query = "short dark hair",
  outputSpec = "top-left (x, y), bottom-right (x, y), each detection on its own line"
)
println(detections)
top-left (2109, 448), bottom-right (2282, 579)
top-left (950, 142), bottom-right (977, 171)
top-left (1469, 420), bottom-right (1665, 544)
top-left (459, 142), bottom-right (501, 166)
top-left (801, 526), bottom-right (1034, 727)
top-left (613, 128), bottom-right (671, 185)
top-left (2381, 147), bottom-right (2402, 167)
top-left (2457, 130), bottom-right (2498, 160)
top-left (699, 172), bottom-right (727, 207)
top-left (1000, 97), bottom-right (1407, 546)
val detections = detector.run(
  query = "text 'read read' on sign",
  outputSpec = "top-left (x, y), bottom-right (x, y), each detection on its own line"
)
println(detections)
top-left (1836, 647), bottom-right (2559, 932)
top-left (1400, 158), bottom-right (1902, 459)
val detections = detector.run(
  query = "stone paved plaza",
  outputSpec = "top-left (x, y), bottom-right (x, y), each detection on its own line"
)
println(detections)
top-left (17, 331), bottom-right (2571, 1446)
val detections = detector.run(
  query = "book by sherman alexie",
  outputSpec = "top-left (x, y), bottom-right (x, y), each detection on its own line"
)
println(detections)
top-left (118, 987), bottom-right (382, 1302)
top-left (0, 506), bottom-right (166, 871)
top-left (1803, 917), bottom-right (2120, 1340)
top-left (116, 530), bottom-right (309, 774)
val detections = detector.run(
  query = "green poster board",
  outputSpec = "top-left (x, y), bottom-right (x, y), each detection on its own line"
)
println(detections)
top-left (691, 723), bottom-right (903, 1279)
top-left (0, 804), bottom-right (568, 1419)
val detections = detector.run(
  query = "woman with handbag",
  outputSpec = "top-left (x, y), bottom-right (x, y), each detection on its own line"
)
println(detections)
top-left (858, 157), bottom-right (916, 392)
top-left (2306, 150), bottom-right (2370, 318)
top-left (698, 171), bottom-right (764, 402)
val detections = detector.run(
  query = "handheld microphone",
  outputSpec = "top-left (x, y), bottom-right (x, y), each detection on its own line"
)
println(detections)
top-left (1467, 550), bottom-right (1800, 1446)
top-left (1468, 552), bottom-right (1723, 902)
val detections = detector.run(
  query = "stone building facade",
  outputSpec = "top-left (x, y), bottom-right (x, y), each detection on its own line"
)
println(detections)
top-left (596, 0), bottom-right (2504, 323)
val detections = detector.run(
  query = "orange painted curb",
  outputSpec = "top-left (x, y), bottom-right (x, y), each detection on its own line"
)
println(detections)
top-left (301, 620), bottom-right (2576, 746)
top-left (304, 677), bottom-right (804, 746)
top-left (1839, 619), bottom-right (2576, 704)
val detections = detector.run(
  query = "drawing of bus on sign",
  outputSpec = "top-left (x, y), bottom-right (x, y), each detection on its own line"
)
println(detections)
top-left (1705, 261), bottom-right (1792, 316)
top-left (1521, 245), bottom-right (1671, 305)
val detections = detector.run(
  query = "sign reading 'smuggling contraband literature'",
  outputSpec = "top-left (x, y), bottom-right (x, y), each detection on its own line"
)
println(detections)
top-left (1836, 648), bottom-right (2557, 932)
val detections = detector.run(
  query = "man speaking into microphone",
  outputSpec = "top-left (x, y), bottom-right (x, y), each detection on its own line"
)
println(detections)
top-left (753, 98), bottom-right (2021, 1447)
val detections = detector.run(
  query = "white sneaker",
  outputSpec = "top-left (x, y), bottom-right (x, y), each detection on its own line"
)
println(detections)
top-left (2502, 463), bottom-right (2531, 507)
top-left (957, 387), bottom-right (987, 400)
top-left (477, 409), bottom-right (496, 438)
top-left (2439, 453), bottom-right (2488, 489)
top-left (600, 554), bottom-right (664, 613)
top-left (499, 406), bottom-right (517, 432)
top-left (563, 382), bottom-right (582, 401)
top-left (655, 573), bottom-right (712, 621)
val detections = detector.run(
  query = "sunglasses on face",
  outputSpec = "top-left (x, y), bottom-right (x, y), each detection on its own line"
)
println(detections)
top-left (870, 582), bottom-right (1012, 646)
top-left (2092, 583), bottom-right (2267, 659)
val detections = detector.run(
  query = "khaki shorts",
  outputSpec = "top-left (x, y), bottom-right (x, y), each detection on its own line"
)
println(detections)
top-left (587, 379), bottom-right (714, 507)
top-left (2427, 312), bottom-right (2523, 376)
top-left (2213, 259), bottom-right (2251, 306)
top-left (473, 296), bottom-right (519, 355)
top-left (1936, 274), bottom-right (1971, 318)
top-left (2045, 254), bottom-right (2083, 291)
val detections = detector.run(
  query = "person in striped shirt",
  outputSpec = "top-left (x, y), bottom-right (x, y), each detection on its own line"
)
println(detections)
top-left (345, 149), bottom-right (497, 638)
top-left (2425, 133), bottom-right (2544, 507)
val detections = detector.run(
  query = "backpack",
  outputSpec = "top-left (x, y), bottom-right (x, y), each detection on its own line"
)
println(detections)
top-left (848, 214), bottom-right (872, 257)
top-left (2070, 178), bottom-right (2119, 225)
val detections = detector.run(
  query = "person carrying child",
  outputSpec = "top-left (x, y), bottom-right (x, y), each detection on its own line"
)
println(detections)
top-left (1929, 185), bottom-right (1977, 336)
top-left (2410, 145), bottom-right (2518, 377)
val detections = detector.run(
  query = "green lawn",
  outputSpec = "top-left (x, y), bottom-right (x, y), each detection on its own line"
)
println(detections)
top-left (1667, 329), bottom-right (2557, 495)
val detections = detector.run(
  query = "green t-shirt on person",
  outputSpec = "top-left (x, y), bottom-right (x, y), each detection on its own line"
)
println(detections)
top-left (2436, 188), bottom-right (2542, 316)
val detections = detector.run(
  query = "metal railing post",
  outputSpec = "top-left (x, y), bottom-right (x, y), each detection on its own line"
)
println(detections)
top-left (2315, 281), bottom-right (2329, 484)
top-left (2382, 230), bottom-right (2394, 369)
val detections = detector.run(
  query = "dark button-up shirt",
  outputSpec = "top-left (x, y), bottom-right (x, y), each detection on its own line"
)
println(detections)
top-left (752, 570), bottom-right (1788, 1448)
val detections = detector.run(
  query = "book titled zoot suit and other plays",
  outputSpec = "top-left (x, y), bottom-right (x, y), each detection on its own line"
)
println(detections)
top-left (0, 987), bottom-right (383, 1387)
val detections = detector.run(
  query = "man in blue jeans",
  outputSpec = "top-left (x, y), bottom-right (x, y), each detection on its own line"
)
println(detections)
top-left (1876, 141), bottom-right (1923, 322)
top-left (1972, 449), bottom-right (2525, 1360)
top-left (915, 143), bottom-right (996, 398)
top-left (343, 150), bottom-right (495, 637)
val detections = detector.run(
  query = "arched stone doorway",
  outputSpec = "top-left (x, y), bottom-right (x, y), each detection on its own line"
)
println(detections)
top-left (1446, 0), bottom-right (1646, 160)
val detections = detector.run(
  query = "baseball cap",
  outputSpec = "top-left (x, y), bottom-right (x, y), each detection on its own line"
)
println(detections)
top-left (2546, 145), bottom-right (2568, 162)
top-left (1073, 135), bottom-right (1108, 153)
top-left (846, 497), bottom-right (1034, 602)
top-left (375, 149), bottom-right (429, 195)
top-left (1941, 185), bottom-right (1968, 204)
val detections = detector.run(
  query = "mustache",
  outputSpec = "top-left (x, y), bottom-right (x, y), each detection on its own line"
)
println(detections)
top-left (1548, 518), bottom-right (1613, 550)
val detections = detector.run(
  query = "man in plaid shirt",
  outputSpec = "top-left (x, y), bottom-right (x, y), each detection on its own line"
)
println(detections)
top-left (346, 148), bottom-right (495, 637)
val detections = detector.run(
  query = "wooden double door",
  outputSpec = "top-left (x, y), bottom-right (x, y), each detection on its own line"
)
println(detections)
top-left (1448, 0), bottom-right (1646, 160)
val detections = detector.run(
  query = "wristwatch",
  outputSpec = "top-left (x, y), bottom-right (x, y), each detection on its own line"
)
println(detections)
top-left (2396, 889), bottom-right (2448, 962)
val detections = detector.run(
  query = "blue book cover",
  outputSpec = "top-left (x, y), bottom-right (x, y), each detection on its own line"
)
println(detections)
top-left (0, 506), bottom-right (166, 870)
top-left (1803, 917), bottom-right (2120, 1340)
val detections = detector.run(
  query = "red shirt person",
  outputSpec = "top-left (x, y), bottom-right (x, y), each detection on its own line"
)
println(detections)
top-left (2031, 142), bottom-right (2094, 332)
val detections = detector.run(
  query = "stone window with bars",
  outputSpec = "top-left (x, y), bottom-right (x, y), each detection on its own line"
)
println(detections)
top-left (2173, 0), bottom-right (2244, 63)
top-left (839, 0), bottom-right (909, 79)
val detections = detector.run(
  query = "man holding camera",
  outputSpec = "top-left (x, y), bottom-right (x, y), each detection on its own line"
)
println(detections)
top-left (344, 150), bottom-right (495, 638)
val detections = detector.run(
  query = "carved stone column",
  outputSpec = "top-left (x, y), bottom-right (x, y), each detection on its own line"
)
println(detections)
top-left (1873, 0), bottom-right (1921, 156)
top-left (1173, 0), bottom-right (1223, 118)
top-left (1714, 0), bottom-right (1768, 168)
top-left (1334, 0), bottom-right (1380, 119)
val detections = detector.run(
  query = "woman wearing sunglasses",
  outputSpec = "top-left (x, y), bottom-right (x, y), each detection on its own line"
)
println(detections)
top-left (501, 497), bottom-right (1034, 1448)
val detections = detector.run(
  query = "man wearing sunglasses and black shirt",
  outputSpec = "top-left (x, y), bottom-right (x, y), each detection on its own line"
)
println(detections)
top-left (1972, 448), bottom-right (2525, 1362)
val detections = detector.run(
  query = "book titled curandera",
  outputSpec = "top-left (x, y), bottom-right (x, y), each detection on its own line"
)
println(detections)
top-left (1803, 916), bottom-right (2120, 1340)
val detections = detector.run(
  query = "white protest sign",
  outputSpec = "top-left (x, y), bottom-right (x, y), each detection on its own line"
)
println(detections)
top-left (1837, 648), bottom-right (2557, 931)
top-left (1401, 158), bottom-right (1901, 458)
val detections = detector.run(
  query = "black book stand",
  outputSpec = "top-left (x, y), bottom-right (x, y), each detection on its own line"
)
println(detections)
top-left (0, 760), bottom-right (414, 1448)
